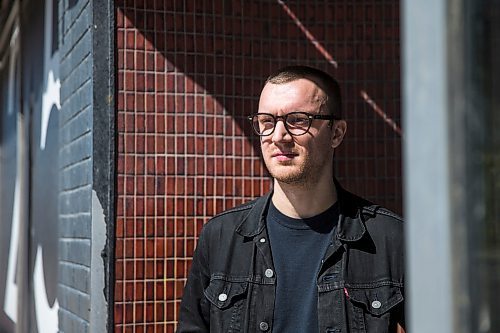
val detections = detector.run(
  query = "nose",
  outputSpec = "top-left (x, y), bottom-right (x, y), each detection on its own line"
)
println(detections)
top-left (271, 119), bottom-right (292, 143)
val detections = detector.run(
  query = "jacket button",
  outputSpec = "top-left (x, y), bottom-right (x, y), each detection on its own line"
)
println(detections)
top-left (218, 293), bottom-right (228, 302)
top-left (259, 321), bottom-right (269, 331)
top-left (265, 269), bottom-right (274, 278)
top-left (371, 300), bottom-right (381, 309)
top-left (259, 237), bottom-right (266, 243)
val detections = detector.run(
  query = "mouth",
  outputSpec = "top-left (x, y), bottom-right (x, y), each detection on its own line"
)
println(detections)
top-left (272, 151), bottom-right (298, 161)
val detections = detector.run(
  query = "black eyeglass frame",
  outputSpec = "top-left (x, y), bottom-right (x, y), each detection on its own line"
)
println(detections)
top-left (247, 112), bottom-right (338, 137)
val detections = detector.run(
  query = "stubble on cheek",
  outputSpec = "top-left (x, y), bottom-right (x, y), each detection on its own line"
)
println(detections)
top-left (264, 153), bottom-right (312, 185)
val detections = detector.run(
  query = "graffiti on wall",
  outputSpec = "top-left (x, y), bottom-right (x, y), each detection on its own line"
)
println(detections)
top-left (2, 23), bottom-right (20, 329)
top-left (1, 0), bottom-right (60, 331)
top-left (32, 0), bottom-right (60, 330)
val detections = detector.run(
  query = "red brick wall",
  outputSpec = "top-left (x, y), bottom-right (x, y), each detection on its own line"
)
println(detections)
top-left (115, 1), bottom-right (401, 332)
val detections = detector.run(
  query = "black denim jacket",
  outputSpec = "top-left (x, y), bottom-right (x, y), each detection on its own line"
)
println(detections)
top-left (177, 183), bottom-right (405, 333)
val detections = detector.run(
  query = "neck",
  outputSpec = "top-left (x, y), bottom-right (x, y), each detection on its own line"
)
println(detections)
top-left (271, 176), bottom-right (338, 218)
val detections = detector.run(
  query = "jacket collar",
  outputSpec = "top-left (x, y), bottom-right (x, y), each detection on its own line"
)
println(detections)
top-left (235, 179), bottom-right (369, 242)
top-left (235, 192), bottom-right (272, 238)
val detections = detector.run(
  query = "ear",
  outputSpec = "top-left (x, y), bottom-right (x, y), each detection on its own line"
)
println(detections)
top-left (330, 120), bottom-right (347, 149)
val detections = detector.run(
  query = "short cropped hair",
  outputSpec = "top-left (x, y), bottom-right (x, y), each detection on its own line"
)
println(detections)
top-left (265, 65), bottom-right (342, 118)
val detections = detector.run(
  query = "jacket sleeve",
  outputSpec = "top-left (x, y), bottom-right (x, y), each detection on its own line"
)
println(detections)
top-left (176, 228), bottom-right (211, 332)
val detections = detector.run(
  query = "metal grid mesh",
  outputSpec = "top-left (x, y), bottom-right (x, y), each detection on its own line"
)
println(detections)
top-left (115, 1), bottom-right (401, 331)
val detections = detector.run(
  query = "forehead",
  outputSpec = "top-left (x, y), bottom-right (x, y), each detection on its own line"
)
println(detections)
top-left (258, 79), bottom-right (326, 113)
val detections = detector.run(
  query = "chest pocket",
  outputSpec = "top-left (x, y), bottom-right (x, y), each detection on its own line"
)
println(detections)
top-left (347, 284), bottom-right (403, 316)
top-left (204, 278), bottom-right (248, 309)
top-left (204, 277), bottom-right (248, 333)
top-left (346, 284), bottom-right (404, 332)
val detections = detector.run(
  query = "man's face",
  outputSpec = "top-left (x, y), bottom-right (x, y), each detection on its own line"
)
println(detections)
top-left (258, 78), bottom-right (342, 186)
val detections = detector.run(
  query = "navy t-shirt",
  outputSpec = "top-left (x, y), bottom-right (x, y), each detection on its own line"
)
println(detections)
top-left (266, 201), bottom-right (338, 333)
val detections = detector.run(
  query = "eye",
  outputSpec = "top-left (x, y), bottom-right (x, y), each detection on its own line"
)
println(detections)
top-left (257, 115), bottom-right (275, 129)
top-left (287, 114), bottom-right (310, 127)
top-left (260, 117), bottom-right (274, 125)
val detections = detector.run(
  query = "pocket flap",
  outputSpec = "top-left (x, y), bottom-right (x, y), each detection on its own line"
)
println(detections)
top-left (347, 285), bottom-right (403, 316)
top-left (204, 278), bottom-right (248, 309)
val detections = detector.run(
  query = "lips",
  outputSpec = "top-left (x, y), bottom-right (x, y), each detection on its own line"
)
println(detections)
top-left (271, 151), bottom-right (298, 161)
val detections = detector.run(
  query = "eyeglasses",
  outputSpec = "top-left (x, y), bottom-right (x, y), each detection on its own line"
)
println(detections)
top-left (248, 112), bottom-right (337, 136)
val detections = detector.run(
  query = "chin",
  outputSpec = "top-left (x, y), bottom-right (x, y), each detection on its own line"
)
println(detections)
top-left (270, 170), bottom-right (309, 185)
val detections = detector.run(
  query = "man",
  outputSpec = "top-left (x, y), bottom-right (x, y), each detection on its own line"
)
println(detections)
top-left (177, 66), bottom-right (405, 332)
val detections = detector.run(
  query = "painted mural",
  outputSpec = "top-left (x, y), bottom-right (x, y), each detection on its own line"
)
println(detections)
top-left (0, 19), bottom-right (20, 333)
top-left (0, 0), bottom-right (60, 331)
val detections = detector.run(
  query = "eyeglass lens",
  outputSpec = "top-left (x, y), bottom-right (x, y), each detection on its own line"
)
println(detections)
top-left (252, 113), bottom-right (311, 136)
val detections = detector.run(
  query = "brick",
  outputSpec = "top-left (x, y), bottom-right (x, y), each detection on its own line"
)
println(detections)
top-left (60, 107), bottom-right (91, 144)
top-left (59, 239), bottom-right (91, 267)
top-left (59, 186), bottom-right (91, 215)
top-left (60, 54), bottom-right (92, 103)
top-left (61, 158), bottom-right (91, 190)
top-left (60, 30), bottom-right (92, 82)
top-left (59, 132), bottom-right (92, 169)
top-left (61, 1), bottom-right (91, 57)
top-left (59, 81), bottom-right (92, 125)
top-left (58, 303), bottom-right (90, 332)
top-left (59, 214), bottom-right (91, 239)
top-left (59, 262), bottom-right (91, 294)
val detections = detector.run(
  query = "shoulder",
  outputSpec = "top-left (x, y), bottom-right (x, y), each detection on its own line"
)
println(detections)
top-left (339, 188), bottom-right (404, 252)
top-left (362, 205), bottom-right (404, 257)
top-left (342, 188), bottom-right (403, 231)
top-left (195, 196), bottom-right (267, 273)
top-left (362, 205), bottom-right (403, 231)
top-left (200, 195), bottom-right (263, 234)
top-left (342, 192), bottom-right (405, 282)
top-left (211, 198), bottom-right (259, 220)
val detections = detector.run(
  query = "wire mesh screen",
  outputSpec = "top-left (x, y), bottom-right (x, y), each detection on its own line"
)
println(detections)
top-left (115, 1), bottom-right (401, 331)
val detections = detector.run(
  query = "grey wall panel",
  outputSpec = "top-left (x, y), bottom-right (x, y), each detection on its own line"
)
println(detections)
top-left (58, 0), bottom-right (93, 331)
